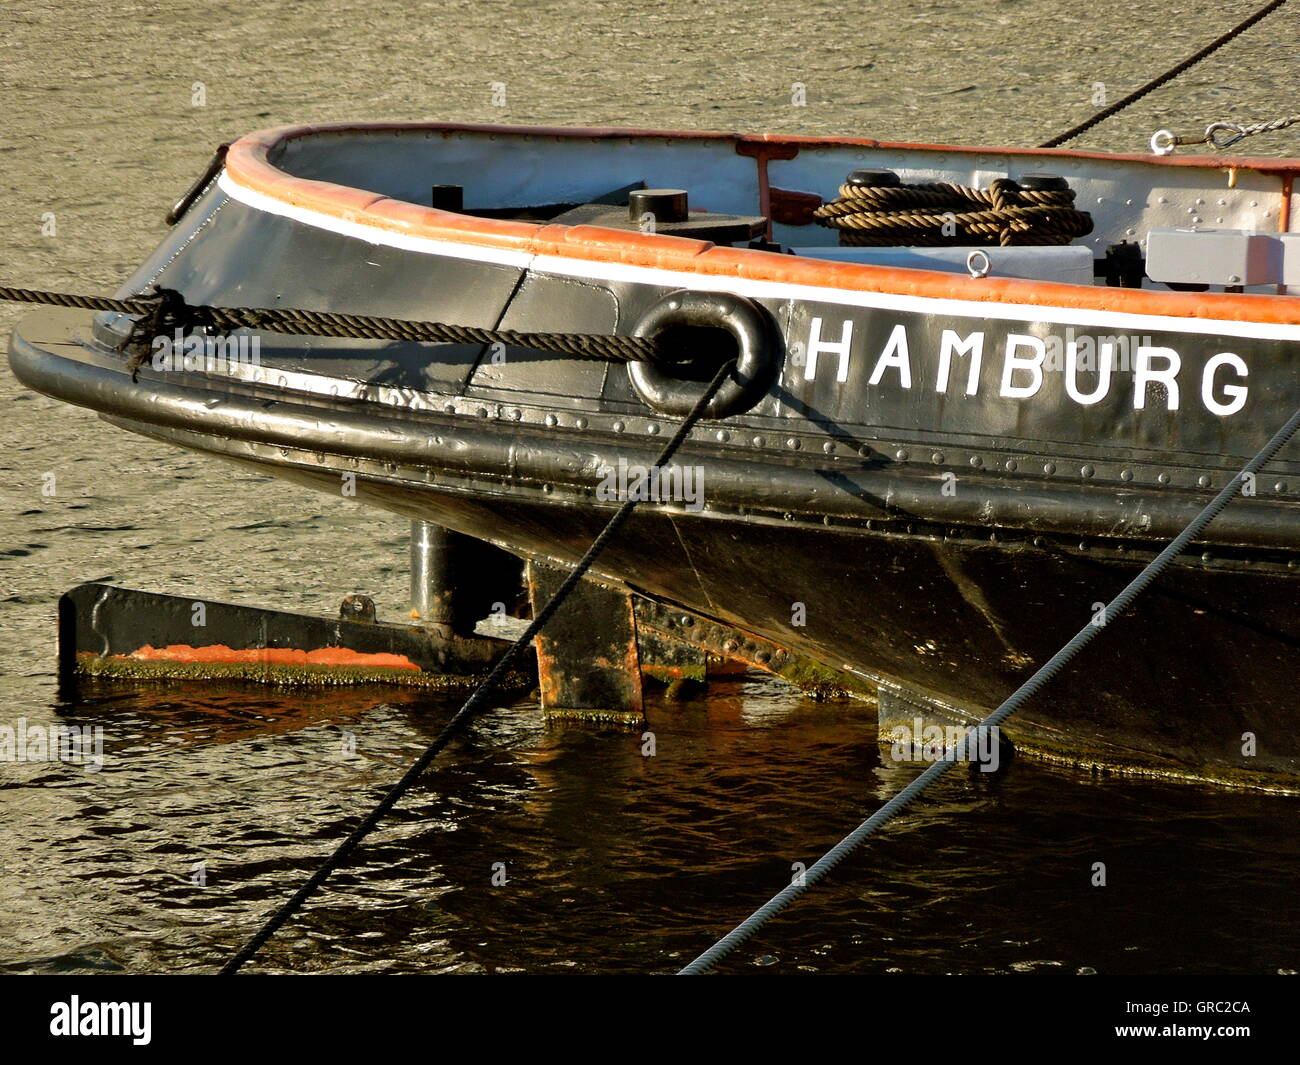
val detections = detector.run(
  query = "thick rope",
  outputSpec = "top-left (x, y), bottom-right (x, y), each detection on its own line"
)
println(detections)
top-left (1040, 0), bottom-right (1290, 148)
top-left (0, 284), bottom-right (661, 371)
top-left (220, 360), bottom-right (735, 975)
top-left (813, 178), bottom-right (1093, 247)
top-left (678, 403), bottom-right (1300, 975)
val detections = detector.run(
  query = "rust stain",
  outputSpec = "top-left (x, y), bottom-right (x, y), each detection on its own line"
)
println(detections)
top-left (768, 186), bottom-right (824, 226)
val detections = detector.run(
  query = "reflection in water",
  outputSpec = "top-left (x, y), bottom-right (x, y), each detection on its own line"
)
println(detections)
top-left (1, 673), bottom-right (1295, 974)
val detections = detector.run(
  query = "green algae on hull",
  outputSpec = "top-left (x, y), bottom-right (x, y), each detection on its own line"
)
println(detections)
top-left (540, 706), bottom-right (646, 728)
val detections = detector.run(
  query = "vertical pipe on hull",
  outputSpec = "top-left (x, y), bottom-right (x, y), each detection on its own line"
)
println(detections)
top-left (409, 519), bottom-right (459, 639)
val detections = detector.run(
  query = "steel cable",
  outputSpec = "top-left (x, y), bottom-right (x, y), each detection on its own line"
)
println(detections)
top-left (678, 403), bottom-right (1300, 975)
top-left (0, 283), bottom-right (661, 366)
top-left (219, 360), bottom-right (735, 975)
top-left (1039, 0), bottom-right (1290, 148)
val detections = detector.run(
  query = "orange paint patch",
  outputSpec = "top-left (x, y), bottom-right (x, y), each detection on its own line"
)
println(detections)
top-left (119, 644), bottom-right (421, 671)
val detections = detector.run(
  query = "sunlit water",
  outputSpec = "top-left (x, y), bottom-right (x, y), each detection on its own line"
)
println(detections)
top-left (1, 0), bottom-right (1297, 974)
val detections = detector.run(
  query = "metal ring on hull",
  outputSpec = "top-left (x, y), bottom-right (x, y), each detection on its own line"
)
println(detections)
top-left (629, 289), bottom-right (779, 419)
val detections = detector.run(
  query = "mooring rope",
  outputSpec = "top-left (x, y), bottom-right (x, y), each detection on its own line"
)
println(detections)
top-left (813, 178), bottom-right (1093, 246)
top-left (0, 284), bottom-right (662, 372)
top-left (1040, 0), bottom-right (1291, 148)
top-left (1153, 113), bottom-right (1300, 154)
top-left (1227, 113), bottom-right (1300, 143)
top-left (219, 360), bottom-right (734, 975)
top-left (677, 403), bottom-right (1300, 975)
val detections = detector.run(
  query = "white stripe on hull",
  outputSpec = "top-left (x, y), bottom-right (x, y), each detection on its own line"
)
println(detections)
top-left (217, 171), bottom-right (1300, 343)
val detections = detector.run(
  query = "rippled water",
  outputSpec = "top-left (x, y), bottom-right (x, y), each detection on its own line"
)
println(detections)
top-left (4, 676), bottom-right (1298, 975)
top-left (1, 0), bottom-right (1297, 975)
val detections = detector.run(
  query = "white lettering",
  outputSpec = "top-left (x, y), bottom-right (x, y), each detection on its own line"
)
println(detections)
top-left (869, 324), bottom-right (912, 388)
top-left (1200, 352), bottom-right (1249, 416)
top-left (936, 330), bottom-right (983, 395)
top-left (1064, 340), bottom-right (1115, 405)
top-left (794, 321), bottom-right (1251, 417)
top-left (805, 317), bottom-right (852, 383)
top-left (1134, 346), bottom-right (1181, 410)
top-left (48, 996), bottom-right (151, 1046)
top-left (1000, 334), bottom-right (1045, 398)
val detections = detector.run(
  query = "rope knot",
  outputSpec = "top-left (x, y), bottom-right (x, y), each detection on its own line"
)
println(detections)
top-left (120, 286), bottom-right (217, 380)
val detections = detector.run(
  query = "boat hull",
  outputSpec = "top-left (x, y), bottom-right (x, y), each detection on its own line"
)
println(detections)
top-left (94, 421), bottom-right (1300, 791)
top-left (11, 307), bottom-right (1300, 790)
top-left (9, 121), bottom-right (1300, 790)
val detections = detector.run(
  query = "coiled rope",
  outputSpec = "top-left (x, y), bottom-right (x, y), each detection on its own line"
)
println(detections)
top-left (1039, 0), bottom-right (1290, 148)
top-left (219, 360), bottom-right (734, 975)
top-left (812, 178), bottom-right (1093, 246)
top-left (0, 284), bottom-right (662, 374)
top-left (677, 402), bottom-right (1300, 975)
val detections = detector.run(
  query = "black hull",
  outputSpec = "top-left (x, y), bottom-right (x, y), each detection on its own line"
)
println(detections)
top-left (12, 305), bottom-right (1300, 789)
top-left (9, 128), bottom-right (1300, 790)
top-left (110, 425), bottom-right (1300, 789)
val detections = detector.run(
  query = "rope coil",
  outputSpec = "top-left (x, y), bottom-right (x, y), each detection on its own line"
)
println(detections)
top-left (813, 178), bottom-right (1094, 247)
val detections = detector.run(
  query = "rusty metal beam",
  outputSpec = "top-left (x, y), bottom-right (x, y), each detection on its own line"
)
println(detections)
top-left (632, 598), bottom-right (872, 698)
top-left (527, 561), bottom-right (644, 722)
top-left (57, 581), bottom-right (528, 691)
top-left (637, 628), bottom-right (708, 683)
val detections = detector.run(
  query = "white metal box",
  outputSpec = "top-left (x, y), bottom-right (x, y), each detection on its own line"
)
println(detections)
top-left (1146, 228), bottom-right (1281, 287)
